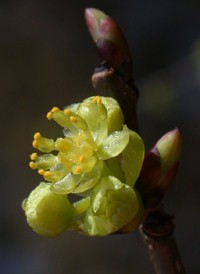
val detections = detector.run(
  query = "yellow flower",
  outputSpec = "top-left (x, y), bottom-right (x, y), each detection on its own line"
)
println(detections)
top-left (29, 96), bottom-right (132, 194)
top-left (24, 96), bottom-right (145, 236)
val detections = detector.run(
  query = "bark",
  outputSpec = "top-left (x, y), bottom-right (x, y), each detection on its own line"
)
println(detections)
top-left (140, 210), bottom-right (186, 274)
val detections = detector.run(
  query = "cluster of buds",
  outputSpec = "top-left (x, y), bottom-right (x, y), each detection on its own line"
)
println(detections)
top-left (22, 96), bottom-right (145, 236)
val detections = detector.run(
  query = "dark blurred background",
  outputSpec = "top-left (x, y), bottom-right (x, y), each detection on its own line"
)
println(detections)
top-left (1, 1), bottom-right (200, 273)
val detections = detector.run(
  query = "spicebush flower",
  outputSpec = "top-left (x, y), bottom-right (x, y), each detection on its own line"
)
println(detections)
top-left (23, 96), bottom-right (144, 236)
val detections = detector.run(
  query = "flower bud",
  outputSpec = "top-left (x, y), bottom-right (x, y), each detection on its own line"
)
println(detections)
top-left (156, 128), bottom-right (181, 173)
top-left (139, 128), bottom-right (181, 208)
top-left (85, 8), bottom-right (132, 79)
top-left (22, 183), bottom-right (74, 237)
top-left (83, 176), bottom-right (142, 236)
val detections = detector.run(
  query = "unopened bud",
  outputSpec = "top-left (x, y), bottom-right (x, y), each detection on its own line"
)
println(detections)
top-left (139, 128), bottom-right (181, 208)
top-left (22, 183), bottom-right (74, 237)
top-left (156, 128), bottom-right (181, 173)
top-left (85, 8), bottom-right (132, 79)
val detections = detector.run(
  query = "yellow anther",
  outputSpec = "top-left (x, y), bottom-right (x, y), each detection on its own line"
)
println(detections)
top-left (32, 140), bottom-right (38, 148)
top-left (92, 96), bottom-right (102, 104)
top-left (96, 96), bottom-right (102, 104)
top-left (51, 107), bottom-right (60, 113)
top-left (70, 116), bottom-right (78, 123)
top-left (79, 155), bottom-right (84, 163)
top-left (46, 111), bottom-right (53, 120)
top-left (64, 108), bottom-right (72, 115)
top-left (34, 132), bottom-right (41, 140)
top-left (29, 161), bottom-right (37, 169)
top-left (44, 171), bottom-right (51, 177)
top-left (74, 166), bottom-right (81, 174)
top-left (92, 96), bottom-right (97, 103)
top-left (38, 169), bottom-right (45, 175)
top-left (30, 152), bottom-right (38, 161)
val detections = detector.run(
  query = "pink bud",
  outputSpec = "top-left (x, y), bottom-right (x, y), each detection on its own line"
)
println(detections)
top-left (85, 8), bottom-right (132, 78)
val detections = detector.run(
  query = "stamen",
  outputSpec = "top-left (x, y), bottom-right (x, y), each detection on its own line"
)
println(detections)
top-left (51, 107), bottom-right (60, 113)
top-left (29, 161), bottom-right (37, 169)
top-left (34, 132), bottom-right (41, 140)
top-left (64, 109), bottom-right (72, 115)
top-left (74, 166), bottom-right (81, 174)
top-left (92, 96), bottom-right (102, 104)
top-left (70, 116), bottom-right (78, 123)
top-left (79, 155), bottom-right (84, 163)
top-left (92, 96), bottom-right (97, 103)
top-left (32, 140), bottom-right (38, 148)
top-left (30, 152), bottom-right (38, 161)
top-left (97, 96), bottom-right (102, 104)
top-left (46, 111), bottom-right (53, 120)
top-left (38, 169), bottom-right (45, 175)
top-left (44, 171), bottom-right (51, 177)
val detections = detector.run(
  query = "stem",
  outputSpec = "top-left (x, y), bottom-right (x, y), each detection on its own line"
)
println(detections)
top-left (139, 210), bottom-right (186, 274)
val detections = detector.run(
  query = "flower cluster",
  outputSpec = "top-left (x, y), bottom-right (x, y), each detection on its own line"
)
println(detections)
top-left (22, 96), bottom-right (144, 237)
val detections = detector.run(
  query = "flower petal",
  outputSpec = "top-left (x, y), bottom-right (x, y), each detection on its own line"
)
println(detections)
top-left (52, 173), bottom-right (81, 194)
top-left (121, 130), bottom-right (145, 187)
top-left (73, 160), bottom-right (103, 194)
top-left (97, 125), bottom-right (129, 160)
top-left (101, 97), bottom-right (124, 133)
top-left (77, 97), bottom-right (108, 145)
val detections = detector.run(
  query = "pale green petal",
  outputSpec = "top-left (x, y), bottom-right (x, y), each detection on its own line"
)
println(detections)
top-left (73, 161), bottom-right (103, 194)
top-left (97, 125), bottom-right (129, 160)
top-left (52, 111), bottom-right (71, 128)
top-left (52, 173), bottom-right (82, 194)
top-left (80, 96), bottom-right (124, 133)
top-left (78, 98), bottom-right (107, 130)
top-left (73, 175), bottom-right (100, 194)
top-left (76, 98), bottom-right (108, 145)
top-left (121, 130), bottom-right (145, 187)
top-left (84, 209), bottom-right (112, 236)
top-left (73, 197), bottom-right (90, 215)
top-left (105, 157), bottom-right (125, 182)
top-left (79, 156), bottom-right (97, 174)
top-left (101, 97), bottom-right (124, 133)
top-left (35, 154), bottom-right (57, 170)
top-left (41, 163), bottom-right (67, 183)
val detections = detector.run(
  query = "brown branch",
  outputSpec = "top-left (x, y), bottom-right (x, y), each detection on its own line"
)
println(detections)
top-left (140, 210), bottom-right (186, 274)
